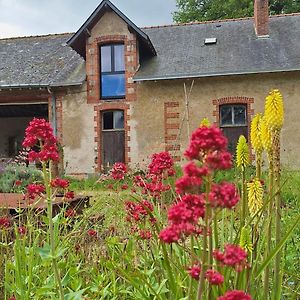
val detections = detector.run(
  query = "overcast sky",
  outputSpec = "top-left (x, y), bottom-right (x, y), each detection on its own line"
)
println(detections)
top-left (0, 0), bottom-right (177, 38)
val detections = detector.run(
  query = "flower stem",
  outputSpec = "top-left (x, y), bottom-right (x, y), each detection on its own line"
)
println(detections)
top-left (42, 162), bottom-right (64, 300)
top-left (263, 156), bottom-right (273, 300)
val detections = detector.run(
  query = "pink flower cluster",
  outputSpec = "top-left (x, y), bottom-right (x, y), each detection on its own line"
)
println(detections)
top-left (218, 290), bottom-right (252, 300)
top-left (188, 264), bottom-right (201, 280)
top-left (160, 194), bottom-right (205, 243)
top-left (22, 118), bottom-right (59, 162)
top-left (209, 183), bottom-right (240, 209)
top-left (111, 162), bottom-right (127, 180)
top-left (213, 244), bottom-right (248, 272)
top-left (125, 200), bottom-right (154, 223)
top-left (0, 216), bottom-right (11, 229)
top-left (51, 178), bottom-right (70, 189)
top-left (205, 269), bottom-right (224, 285)
top-left (160, 126), bottom-right (237, 244)
top-left (26, 184), bottom-right (45, 200)
top-left (148, 152), bottom-right (175, 176)
top-left (134, 152), bottom-right (175, 199)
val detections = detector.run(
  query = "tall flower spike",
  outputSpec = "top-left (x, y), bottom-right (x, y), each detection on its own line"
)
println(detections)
top-left (264, 89), bottom-right (284, 131)
top-left (200, 118), bottom-right (210, 127)
top-left (261, 116), bottom-right (272, 156)
top-left (247, 178), bottom-right (263, 216)
top-left (251, 113), bottom-right (263, 154)
top-left (240, 226), bottom-right (253, 253)
top-left (236, 135), bottom-right (249, 169)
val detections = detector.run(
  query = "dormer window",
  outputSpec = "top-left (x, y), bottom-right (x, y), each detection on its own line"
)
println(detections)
top-left (100, 44), bottom-right (125, 99)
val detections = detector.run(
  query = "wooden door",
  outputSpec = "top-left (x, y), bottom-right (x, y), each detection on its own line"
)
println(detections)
top-left (101, 110), bottom-right (125, 168)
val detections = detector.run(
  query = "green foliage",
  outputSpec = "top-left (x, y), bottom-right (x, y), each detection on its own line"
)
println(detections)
top-left (0, 164), bottom-right (43, 193)
top-left (173, 0), bottom-right (300, 23)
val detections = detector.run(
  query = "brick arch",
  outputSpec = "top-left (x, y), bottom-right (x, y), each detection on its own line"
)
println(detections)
top-left (94, 102), bottom-right (130, 172)
top-left (86, 34), bottom-right (138, 104)
top-left (212, 96), bottom-right (254, 150)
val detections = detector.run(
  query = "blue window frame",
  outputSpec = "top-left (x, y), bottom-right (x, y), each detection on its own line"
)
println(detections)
top-left (100, 44), bottom-right (125, 99)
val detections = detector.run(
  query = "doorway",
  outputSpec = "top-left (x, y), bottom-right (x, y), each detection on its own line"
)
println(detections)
top-left (101, 110), bottom-right (125, 167)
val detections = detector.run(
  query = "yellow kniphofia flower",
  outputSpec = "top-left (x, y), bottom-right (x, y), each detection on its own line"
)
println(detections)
top-left (261, 116), bottom-right (272, 155)
top-left (265, 89), bottom-right (284, 131)
top-left (236, 135), bottom-right (250, 168)
top-left (240, 226), bottom-right (253, 253)
top-left (200, 118), bottom-right (210, 127)
top-left (251, 113), bottom-right (263, 154)
top-left (247, 178), bottom-right (264, 216)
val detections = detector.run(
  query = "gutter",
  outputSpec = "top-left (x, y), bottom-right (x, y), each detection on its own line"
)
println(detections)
top-left (47, 87), bottom-right (57, 137)
top-left (0, 81), bottom-right (84, 90)
top-left (133, 68), bottom-right (300, 82)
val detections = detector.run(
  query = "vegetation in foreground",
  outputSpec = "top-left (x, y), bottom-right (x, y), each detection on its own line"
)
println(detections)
top-left (0, 89), bottom-right (299, 299)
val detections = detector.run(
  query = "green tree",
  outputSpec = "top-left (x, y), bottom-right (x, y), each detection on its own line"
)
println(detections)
top-left (173, 0), bottom-right (300, 23)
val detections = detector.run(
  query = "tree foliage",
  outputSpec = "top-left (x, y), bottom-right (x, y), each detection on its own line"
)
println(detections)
top-left (173, 0), bottom-right (300, 23)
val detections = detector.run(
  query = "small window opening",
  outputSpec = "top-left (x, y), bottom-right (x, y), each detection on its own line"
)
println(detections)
top-left (102, 111), bottom-right (124, 130)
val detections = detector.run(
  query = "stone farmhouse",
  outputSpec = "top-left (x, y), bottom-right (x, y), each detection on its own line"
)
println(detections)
top-left (0, 0), bottom-right (299, 175)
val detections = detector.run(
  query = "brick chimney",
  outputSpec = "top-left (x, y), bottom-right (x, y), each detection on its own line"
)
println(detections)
top-left (254, 0), bottom-right (269, 37)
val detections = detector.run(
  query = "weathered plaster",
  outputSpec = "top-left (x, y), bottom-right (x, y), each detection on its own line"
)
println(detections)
top-left (61, 84), bottom-right (95, 174)
top-left (132, 71), bottom-right (300, 169)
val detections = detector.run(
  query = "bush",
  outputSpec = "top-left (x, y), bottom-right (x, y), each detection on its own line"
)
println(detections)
top-left (0, 163), bottom-right (43, 193)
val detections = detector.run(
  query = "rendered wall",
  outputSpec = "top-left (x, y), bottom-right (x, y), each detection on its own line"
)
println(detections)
top-left (61, 84), bottom-right (95, 175)
top-left (131, 71), bottom-right (300, 169)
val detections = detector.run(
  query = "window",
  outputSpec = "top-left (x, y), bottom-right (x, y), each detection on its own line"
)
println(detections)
top-left (100, 44), bottom-right (125, 99)
top-left (102, 111), bottom-right (124, 130)
top-left (220, 105), bottom-right (246, 126)
top-left (220, 104), bottom-right (247, 153)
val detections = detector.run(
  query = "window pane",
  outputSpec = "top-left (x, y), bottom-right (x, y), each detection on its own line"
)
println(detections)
top-left (114, 111), bottom-right (124, 129)
top-left (114, 45), bottom-right (125, 71)
top-left (234, 106), bottom-right (246, 125)
top-left (103, 112), bottom-right (114, 130)
top-left (220, 106), bottom-right (233, 126)
top-left (101, 46), bottom-right (112, 72)
top-left (101, 74), bottom-right (125, 98)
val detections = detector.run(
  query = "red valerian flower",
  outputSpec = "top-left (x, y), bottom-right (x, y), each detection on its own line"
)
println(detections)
top-left (139, 229), bottom-right (152, 240)
top-left (213, 244), bottom-right (248, 271)
top-left (184, 126), bottom-right (228, 160)
top-left (8, 296), bottom-right (16, 300)
top-left (65, 191), bottom-right (75, 199)
top-left (209, 183), bottom-right (240, 209)
top-left (87, 229), bottom-right (97, 237)
top-left (23, 118), bottom-right (59, 162)
top-left (111, 162), bottom-right (127, 180)
top-left (125, 200), bottom-right (154, 223)
top-left (218, 290), bottom-right (252, 300)
top-left (0, 216), bottom-right (11, 229)
top-left (18, 226), bottom-right (27, 235)
top-left (205, 269), bottom-right (224, 285)
top-left (121, 184), bottom-right (128, 190)
top-left (26, 184), bottom-right (45, 200)
top-left (188, 264), bottom-right (201, 280)
top-left (205, 151), bottom-right (232, 170)
top-left (51, 178), bottom-right (69, 189)
top-left (14, 180), bottom-right (22, 186)
top-left (65, 208), bottom-right (76, 218)
top-left (148, 152), bottom-right (175, 176)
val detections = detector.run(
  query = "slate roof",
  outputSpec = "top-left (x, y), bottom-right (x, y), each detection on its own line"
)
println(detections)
top-left (0, 14), bottom-right (299, 87)
top-left (0, 33), bottom-right (85, 88)
top-left (135, 14), bottom-right (300, 81)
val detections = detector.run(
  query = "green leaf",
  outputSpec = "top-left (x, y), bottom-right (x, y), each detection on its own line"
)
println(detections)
top-left (38, 244), bottom-right (52, 260)
top-left (255, 214), bottom-right (300, 279)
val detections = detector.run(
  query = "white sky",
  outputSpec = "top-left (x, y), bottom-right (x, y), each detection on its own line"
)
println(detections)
top-left (0, 0), bottom-right (177, 38)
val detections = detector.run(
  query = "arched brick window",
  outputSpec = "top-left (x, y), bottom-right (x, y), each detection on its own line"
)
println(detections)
top-left (212, 97), bottom-right (254, 153)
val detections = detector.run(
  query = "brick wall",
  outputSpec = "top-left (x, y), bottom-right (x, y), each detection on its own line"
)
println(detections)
top-left (164, 101), bottom-right (181, 162)
top-left (86, 33), bottom-right (138, 172)
top-left (254, 0), bottom-right (269, 36)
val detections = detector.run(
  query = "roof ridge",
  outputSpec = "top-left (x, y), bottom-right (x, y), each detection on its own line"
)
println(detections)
top-left (141, 12), bottom-right (300, 30)
top-left (0, 32), bottom-right (74, 41)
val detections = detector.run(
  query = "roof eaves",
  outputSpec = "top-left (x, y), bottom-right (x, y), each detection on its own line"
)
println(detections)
top-left (67, 0), bottom-right (156, 57)
top-left (0, 82), bottom-right (84, 90)
top-left (134, 68), bottom-right (300, 82)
